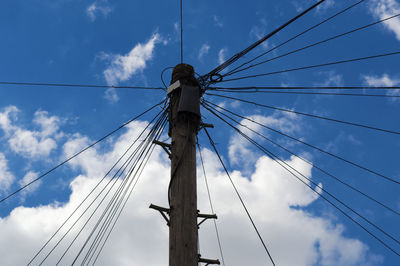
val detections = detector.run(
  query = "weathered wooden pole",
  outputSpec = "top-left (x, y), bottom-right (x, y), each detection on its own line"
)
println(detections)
top-left (168, 64), bottom-right (200, 266)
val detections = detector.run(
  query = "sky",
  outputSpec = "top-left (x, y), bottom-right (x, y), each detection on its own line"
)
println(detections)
top-left (0, 0), bottom-right (400, 265)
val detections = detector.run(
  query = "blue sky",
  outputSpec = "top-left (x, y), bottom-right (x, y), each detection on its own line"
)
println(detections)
top-left (0, 0), bottom-right (400, 265)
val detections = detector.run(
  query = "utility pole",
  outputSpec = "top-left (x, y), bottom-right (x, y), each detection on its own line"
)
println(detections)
top-left (151, 63), bottom-right (219, 266)
top-left (168, 64), bottom-right (200, 266)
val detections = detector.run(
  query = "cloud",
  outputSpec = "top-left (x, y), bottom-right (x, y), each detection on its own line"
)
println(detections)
top-left (101, 33), bottom-right (161, 103)
top-left (228, 111), bottom-right (302, 169)
top-left (249, 18), bottom-right (271, 49)
top-left (18, 171), bottom-right (41, 196)
top-left (0, 153), bottom-right (15, 194)
top-left (0, 106), bottom-right (19, 135)
top-left (86, 1), bottom-right (112, 22)
top-left (0, 107), bottom-right (63, 159)
top-left (316, 0), bottom-right (335, 13)
top-left (213, 15), bottom-right (224, 28)
top-left (369, 0), bottom-right (400, 41)
top-left (0, 116), bottom-right (379, 265)
top-left (198, 44), bottom-right (210, 61)
top-left (218, 48), bottom-right (227, 65)
top-left (363, 73), bottom-right (400, 100)
top-left (325, 132), bottom-right (363, 154)
top-left (315, 71), bottom-right (344, 87)
top-left (293, 0), bottom-right (335, 13)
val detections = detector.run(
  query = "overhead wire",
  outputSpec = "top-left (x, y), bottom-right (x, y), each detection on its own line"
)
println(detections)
top-left (208, 86), bottom-right (400, 90)
top-left (39, 135), bottom-right (144, 265)
top-left (204, 100), bottom-right (400, 185)
top-left (0, 81), bottom-right (165, 90)
top-left (27, 107), bottom-right (166, 265)
top-left (201, 0), bottom-right (327, 81)
top-left (78, 114), bottom-right (168, 265)
top-left (90, 117), bottom-right (168, 265)
top-left (180, 0), bottom-right (183, 63)
top-left (224, 0), bottom-right (366, 76)
top-left (203, 100), bottom-right (400, 216)
top-left (203, 104), bottom-right (400, 257)
top-left (39, 111), bottom-right (166, 265)
top-left (224, 12), bottom-right (400, 77)
top-left (207, 90), bottom-right (400, 98)
top-left (0, 100), bottom-right (166, 204)
top-left (197, 142), bottom-right (226, 266)
top-left (205, 93), bottom-right (400, 136)
top-left (204, 128), bottom-right (276, 266)
top-left (78, 113), bottom-right (168, 264)
top-left (218, 51), bottom-right (400, 82)
top-left (61, 111), bottom-right (168, 265)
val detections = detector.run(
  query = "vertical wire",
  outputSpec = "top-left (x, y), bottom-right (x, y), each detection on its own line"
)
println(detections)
top-left (197, 142), bottom-right (226, 266)
top-left (180, 0), bottom-right (183, 63)
top-left (204, 128), bottom-right (276, 266)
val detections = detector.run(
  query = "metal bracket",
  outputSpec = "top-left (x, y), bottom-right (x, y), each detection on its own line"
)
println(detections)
top-left (197, 212), bottom-right (217, 227)
top-left (153, 140), bottom-right (171, 157)
top-left (198, 255), bottom-right (220, 265)
top-left (167, 80), bottom-right (181, 95)
top-left (149, 204), bottom-right (170, 226)
top-left (199, 122), bottom-right (214, 131)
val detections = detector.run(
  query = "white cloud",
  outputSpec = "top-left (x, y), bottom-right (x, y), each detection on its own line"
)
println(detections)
top-left (86, 1), bottom-right (112, 22)
top-left (316, 0), bottom-right (335, 13)
top-left (0, 118), bottom-right (380, 265)
top-left (228, 111), bottom-right (302, 168)
top-left (0, 106), bottom-right (19, 135)
top-left (218, 48), bottom-right (227, 65)
top-left (213, 15), bottom-right (224, 28)
top-left (369, 0), bottom-right (400, 41)
top-left (363, 73), bottom-right (400, 100)
top-left (293, 0), bottom-right (335, 13)
top-left (198, 44), bottom-right (210, 61)
top-left (325, 132), bottom-right (362, 154)
top-left (0, 152), bottom-right (15, 194)
top-left (249, 18), bottom-right (271, 49)
top-left (0, 107), bottom-right (63, 159)
top-left (315, 71), bottom-right (344, 87)
top-left (18, 171), bottom-right (41, 195)
top-left (101, 33), bottom-right (161, 103)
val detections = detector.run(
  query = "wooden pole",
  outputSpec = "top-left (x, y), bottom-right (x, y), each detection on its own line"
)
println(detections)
top-left (168, 64), bottom-right (200, 266)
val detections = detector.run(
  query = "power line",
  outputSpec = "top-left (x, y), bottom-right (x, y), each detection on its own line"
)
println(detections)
top-left (79, 115), bottom-right (168, 265)
top-left (208, 86), bottom-right (400, 90)
top-left (203, 104), bottom-right (400, 257)
top-left (180, 0), bottom-right (183, 63)
top-left (197, 142), bottom-right (226, 266)
top-left (205, 93), bottom-right (400, 135)
top-left (207, 90), bottom-right (400, 98)
top-left (225, 12), bottom-right (400, 77)
top-left (204, 100), bottom-right (400, 185)
top-left (26, 108), bottom-right (165, 265)
top-left (203, 101), bottom-right (400, 216)
top-left (36, 111), bottom-right (166, 265)
top-left (219, 51), bottom-right (400, 82)
top-left (90, 117), bottom-right (168, 265)
top-left (76, 112), bottom-right (167, 265)
top-left (92, 141), bottom-right (159, 265)
top-left (204, 128), bottom-right (276, 266)
top-left (53, 111), bottom-right (167, 265)
top-left (75, 116), bottom-right (168, 265)
top-left (0, 100), bottom-right (166, 204)
top-left (224, 0), bottom-right (366, 76)
top-left (0, 81), bottom-right (165, 90)
top-left (201, 0), bottom-right (327, 82)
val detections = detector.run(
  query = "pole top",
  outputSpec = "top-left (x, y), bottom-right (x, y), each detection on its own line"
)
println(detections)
top-left (171, 64), bottom-right (198, 87)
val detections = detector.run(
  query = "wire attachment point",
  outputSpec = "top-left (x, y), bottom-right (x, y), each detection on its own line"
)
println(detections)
top-left (197, 211), bottom-right (218, 227)
top-left (198, 255), bottom-right (221, 265)
top-left (149, 204), bottom-right (171, 226)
